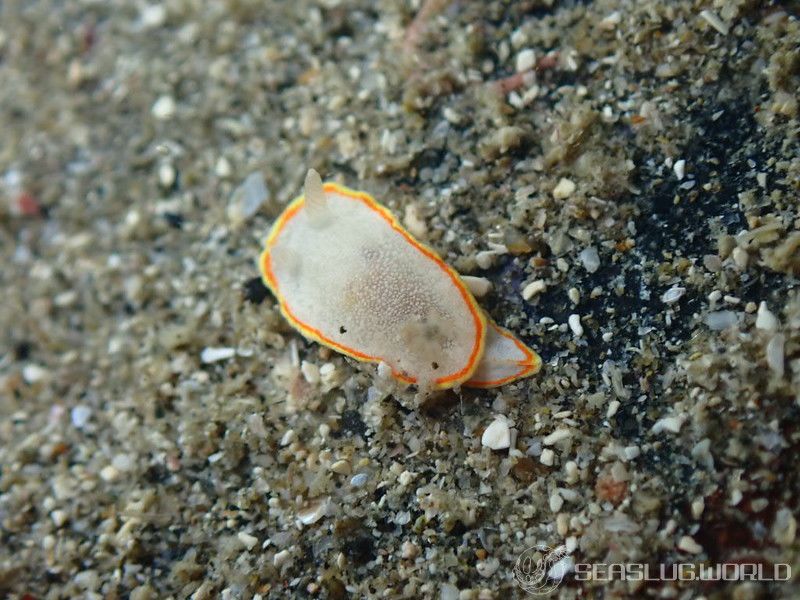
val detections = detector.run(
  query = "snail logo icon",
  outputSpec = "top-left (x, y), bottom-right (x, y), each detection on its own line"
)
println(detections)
top-left (513, 544), bottom-right (569, 595)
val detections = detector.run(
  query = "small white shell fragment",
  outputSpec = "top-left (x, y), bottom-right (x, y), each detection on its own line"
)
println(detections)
top-left (568, 314), bottom-right (583, 337)
top-left (522, 279), bottom-right (546, 300)
top-left (261, 171), bottom-right (487, 389)
top-left (296, 499), bottom-right (327, 526)
top-left (661, 286), bottom-right (686, 304)
top-left (552, 177), bottom-right (576, 199)
top-left (756, 301), bottom-right (779, 331)
top-left (481, 415), bottom-right (512, 450)
top-left (466, 321), bottom-right (541, 388)
top-left (579, 246), bottom-right (600, 273)
top-left (200, 347), bottom-right (236, 363)
top-left (461, 275), bottom-right (492, 298)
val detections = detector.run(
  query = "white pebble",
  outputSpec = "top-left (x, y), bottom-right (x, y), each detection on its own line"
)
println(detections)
top-left (732, 246), bottom-right (748, 269)
top-left (606, 400), bottom-right (620, 418)
top-left (273, 549), bottom-right (291, 567)
top-left (440, 583), bottom-right (459, 600)
top-left (140, 4), bottom-right (167, 29)
top-left (568, 314), bottom-right (583, 337)
top-left (476, 557), bottom-right (500, 578)
top-left (71, 405), bottom-right (92, 428)
top-left (238, 531), bottom-right (258, 550)
top-left (756, 301), bottom-right (779, 331)
top-left (280, 429), bottom-right (296, 446)
top-left (112, 454), bottom-right (134, 472)
top-left (540, 448), bottom-right (555, 466)
top-left (522, 279), bottom-right (546, 300)
top-left (549, 491), bottom-right (564, 512)
top-left (705, 310), bottom-right (738, 331)
top-left (673, 159), bottom-right (686, 180)
top-left (228, 171), bottom-right (269, 226)
top-left (350, 473), bottom-right (368, 487)
top-left (661, 286), bottom-right (686, 304)
top-left (215, 156), bottom-right (232, 178)
top-left (22, 364), bottom-right (48, 383)
top-left (100, 465), bottom-right (120, 482)
top-left (677, 535), bottom-right (703, 554)
top-left (51, 510), bottom-right (68, 528)
top-left (151, 95), bottom-right (176, 120)
top-left (699, 9), bottom-right (729, 35)
top-left (772, 507), bottom-right (797, 546)
top-left (567, 287), bottom-right (580, 305)
top-left (158, 163), bottom-right (176, 188)
top-left (481, 416), bottom-right (512, 450)
top-left (515, 48), bottom-right (536, 73)
top-left (579, 246), bottom-right (600, 273)
top-left (552, 178), bottom-right (576, 199)
top-left (543, 428), bottom-right (572, 446)
top-left (691, 498), bottom-right (705, 519)
top-left (300, 360), bottom-right (320, 384)
top-left (548, 555), bottom-right (574, 580)
top-left (462, 275), bottom-right (492, 298)
top-left (651, 415), bottom-right (684, 434)
top-left (200, 347), bottom-right (236, 363)
top-left (475, 250), bottom-right (498, 270)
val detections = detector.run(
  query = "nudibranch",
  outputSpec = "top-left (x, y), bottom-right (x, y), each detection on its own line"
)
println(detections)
top-left (260, 169), bottom-right (487, 390)
top-left (464, 320), bottom-right (542, 388)
top-left (259, 169), bottom-right (542, 391)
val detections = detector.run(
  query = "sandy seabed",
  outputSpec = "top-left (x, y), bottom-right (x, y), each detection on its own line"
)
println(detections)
top-left (1, 1), bottom-right (799, 598)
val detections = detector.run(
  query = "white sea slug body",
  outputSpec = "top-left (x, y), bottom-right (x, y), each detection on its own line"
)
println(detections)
top-left (260, 169), bottom-right (542, 390)
top-left (260, 170), bottom-right (487, 390)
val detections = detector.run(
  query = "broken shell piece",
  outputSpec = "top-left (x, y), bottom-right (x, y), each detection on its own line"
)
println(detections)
top-left (260, 170), bottom-right (487, 390)
top-left (465, 320), bottom-right (542, 388)
top-left (482, 415), bottom-right (512, 450)
top-left (296, 498), bottom-right (328, 526)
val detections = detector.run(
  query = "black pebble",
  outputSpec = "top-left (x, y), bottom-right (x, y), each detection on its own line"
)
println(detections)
top-left (243, 276), bottom-right (270, 304)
